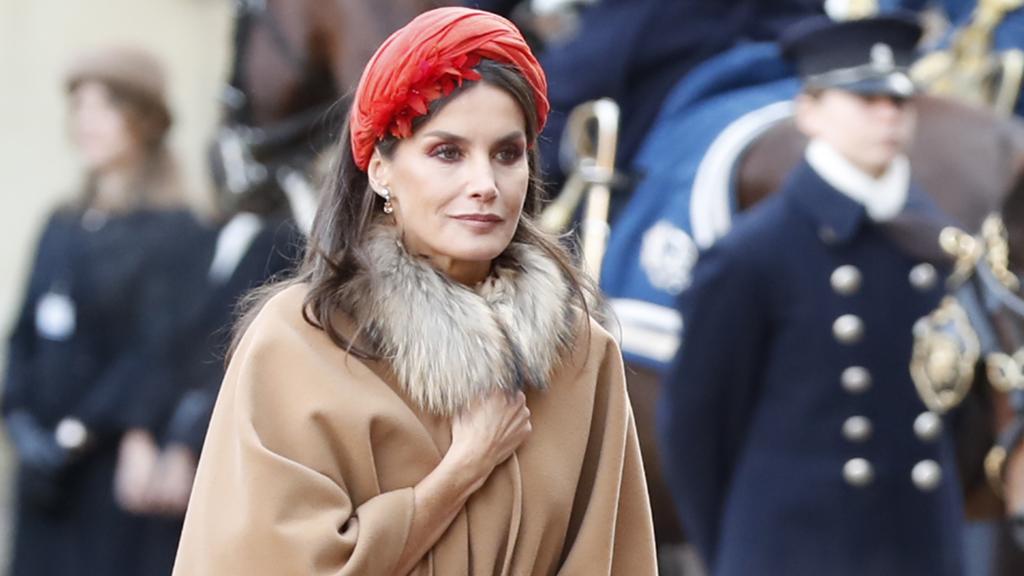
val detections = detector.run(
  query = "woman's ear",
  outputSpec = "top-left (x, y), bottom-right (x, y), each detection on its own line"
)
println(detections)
top-left (367, 148), bottom-right (389, 195)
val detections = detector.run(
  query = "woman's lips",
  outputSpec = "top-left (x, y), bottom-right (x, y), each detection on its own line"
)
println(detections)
top-left (453, 213), bottom-right (503, 222)
top-left (451, 213), bottom-right (504, 230)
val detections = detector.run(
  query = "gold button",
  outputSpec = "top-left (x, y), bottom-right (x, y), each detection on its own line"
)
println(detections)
top-left (911, 460), bottom-right (942, 491)
top-left (843, 458), bottom-right (874, 487)
top-left (841, 367), bottom-right (872, 394)
top-left (830, 265), bottom-right (862, 296)
top-left (833, 315), bottom-right (864, 344)
top-left (913, 412), bottom-right (943, 442)
top-left (842, 416), bottom-right (873, 442)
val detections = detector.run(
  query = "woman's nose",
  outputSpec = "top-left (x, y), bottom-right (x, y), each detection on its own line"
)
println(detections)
top-left (467, 156), bottom-right (498, 200)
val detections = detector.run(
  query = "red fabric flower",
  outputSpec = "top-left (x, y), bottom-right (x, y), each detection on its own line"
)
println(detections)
top-left (350, 7), bottom-right (549, 171)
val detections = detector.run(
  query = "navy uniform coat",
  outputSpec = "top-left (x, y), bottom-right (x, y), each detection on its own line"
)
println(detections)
top-left (3, 207), bottom-right (202, 576)
top-left (130, 214), bottom-right (300, 576)
top-left (658, 159), bottom-right (965, 576)
top-left (157, 215), bottom-right (301, 455)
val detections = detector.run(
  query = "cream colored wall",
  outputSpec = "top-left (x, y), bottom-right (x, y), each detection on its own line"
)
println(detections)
top-left (0, 0), bottom-right (234, 344)
top-left (0, 0), bottom-right (233, 567)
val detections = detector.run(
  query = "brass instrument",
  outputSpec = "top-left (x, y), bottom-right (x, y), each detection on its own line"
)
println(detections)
top-left (912, 0), bottom-right (1024, 116)
top-left (539, 98), bottom-right (620, 280)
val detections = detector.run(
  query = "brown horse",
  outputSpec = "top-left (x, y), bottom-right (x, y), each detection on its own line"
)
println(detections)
top-left (210, 0), bottom-right (452, 225)
top-left (232, 0), bottom-right (452, 126)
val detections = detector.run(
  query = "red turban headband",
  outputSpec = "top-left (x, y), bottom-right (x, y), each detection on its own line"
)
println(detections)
top-left (349, 7), bottom-right (549, 171)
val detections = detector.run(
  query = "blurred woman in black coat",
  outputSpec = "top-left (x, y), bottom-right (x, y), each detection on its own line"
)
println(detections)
top-left (1, 45), bottom-right (202, 576)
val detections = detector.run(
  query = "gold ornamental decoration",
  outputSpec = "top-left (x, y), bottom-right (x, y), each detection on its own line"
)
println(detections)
top-left (986, 350), bottom-right (1024, 392)
top-left (911, 297), bottom-right (981, 413)
top-left (940, 226), bottom-right (984, 287)
top-left (981, 213), bottom-right (1021, 291)
top-left (984, 444), bottom-right (1008, 497)
top-left (912, 0), bottom-right (1024, 117)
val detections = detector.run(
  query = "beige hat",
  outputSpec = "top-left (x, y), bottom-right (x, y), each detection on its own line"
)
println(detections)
top-left (65, 45), bottom-right (171, 123)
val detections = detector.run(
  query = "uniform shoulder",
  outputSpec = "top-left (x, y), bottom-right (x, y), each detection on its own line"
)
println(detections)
top-left (731, 191), bottom-right (798, 240)
top-left (684, 194), bottom-right (803, 296)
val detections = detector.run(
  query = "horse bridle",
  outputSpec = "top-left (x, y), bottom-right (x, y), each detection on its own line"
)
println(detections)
top-left (914, 215), bottom-right (1024, 542)
top-left (210, 0), bottom-right (341, 213)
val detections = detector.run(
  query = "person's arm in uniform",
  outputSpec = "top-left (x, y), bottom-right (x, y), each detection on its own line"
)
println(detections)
top-left (2, 215), bottom-right (54, 417)
top-left (3, 214), bottom-right (76, 504)
top-left (657, 237), bottom-right (769, 565)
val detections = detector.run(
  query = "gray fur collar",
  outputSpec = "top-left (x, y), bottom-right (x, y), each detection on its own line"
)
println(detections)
top-left (339, 225), bottom-right (578, 416)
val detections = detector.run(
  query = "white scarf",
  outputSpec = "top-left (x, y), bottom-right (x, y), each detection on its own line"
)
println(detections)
top-left (805, 138), bottom-right (910, 222)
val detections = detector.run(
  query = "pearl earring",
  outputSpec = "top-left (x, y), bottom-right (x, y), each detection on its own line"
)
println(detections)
top-left (381, 187), bottom-right (394, 215)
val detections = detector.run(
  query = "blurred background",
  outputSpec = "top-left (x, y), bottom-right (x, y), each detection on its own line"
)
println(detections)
top-left (0, 0), bottom-right (233, 568)
top-left (0, 0), bottom-right (232, 332)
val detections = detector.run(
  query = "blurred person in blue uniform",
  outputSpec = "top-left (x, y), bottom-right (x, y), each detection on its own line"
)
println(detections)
top-left (1, 46), bottom-right (204, 576)
top-left (510, 0), bottom-right (824, 206)
top-left (658, 14), bottom-right (967, 576)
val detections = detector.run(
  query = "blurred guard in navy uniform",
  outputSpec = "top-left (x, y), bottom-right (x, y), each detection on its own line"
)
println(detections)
top-left (123, 208), bottom-right (300, 576)
top-left (658, 14), bottom-right (967, 576)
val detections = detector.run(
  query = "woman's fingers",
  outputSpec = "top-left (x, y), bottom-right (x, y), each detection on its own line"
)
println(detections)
top-left (449, 387), bottom-right (533, 478)
top-left (114, 433), bottom-right (159, 514)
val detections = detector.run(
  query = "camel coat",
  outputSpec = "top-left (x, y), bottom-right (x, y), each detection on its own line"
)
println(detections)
top-left (173, 284), bottom-right (657, 575)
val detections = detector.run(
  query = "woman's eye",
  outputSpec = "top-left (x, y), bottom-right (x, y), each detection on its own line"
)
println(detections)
top-left (495, 146), bottom-right (524, 164)
top-left (430, 144), bottom-right (462, 162)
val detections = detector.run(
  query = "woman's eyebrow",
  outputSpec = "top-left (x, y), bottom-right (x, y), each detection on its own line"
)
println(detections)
top-left (420, 130), bottom-right (525, 144)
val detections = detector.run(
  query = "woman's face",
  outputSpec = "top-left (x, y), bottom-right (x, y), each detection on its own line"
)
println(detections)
top-left (370, 82), bottom-right (530, 285)
top-left (69, 81), bottom-right (141, 174)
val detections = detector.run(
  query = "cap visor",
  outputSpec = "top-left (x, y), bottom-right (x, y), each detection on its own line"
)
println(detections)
top-left (838, 73), bottom-right (917, 98)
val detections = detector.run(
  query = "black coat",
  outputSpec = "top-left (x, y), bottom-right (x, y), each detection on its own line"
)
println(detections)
top-left (658, 161), bottom-right (965, 576)
top-left (3, 207), bottom-right (203, 576)
top-left (119, 213), bottom-right (301, 576)
top-left (158, 214), bottom-right (302, 453)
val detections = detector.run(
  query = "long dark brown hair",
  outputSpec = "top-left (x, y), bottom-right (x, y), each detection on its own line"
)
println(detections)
top-left (231, 60), bottom-right (597, 359)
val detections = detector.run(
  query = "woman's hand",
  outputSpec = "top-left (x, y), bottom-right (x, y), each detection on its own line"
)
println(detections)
top-left (148, 444), bottom-right (198, 517)
top-left (446, 389), bottom-right (532, 489)
top-left (391, 389), bottom-right (532, 576)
